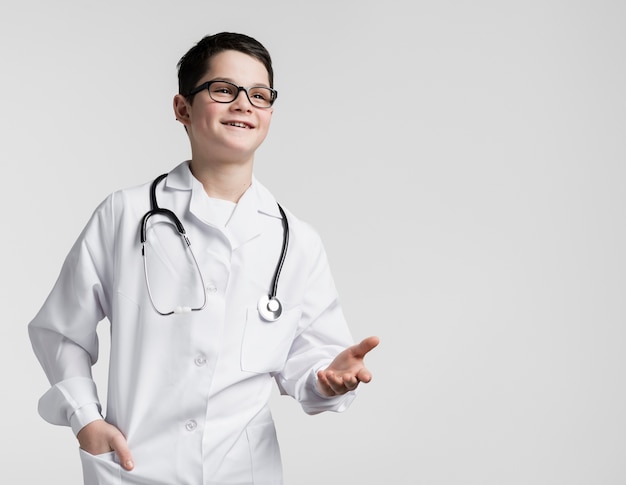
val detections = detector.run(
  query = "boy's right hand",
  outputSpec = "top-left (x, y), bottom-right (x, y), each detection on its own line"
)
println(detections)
top-left (77, 419), bottom-right (134, 471)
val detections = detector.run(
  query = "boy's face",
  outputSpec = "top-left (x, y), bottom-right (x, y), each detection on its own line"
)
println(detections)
top-left (174, 50), bottom-right (273, 165)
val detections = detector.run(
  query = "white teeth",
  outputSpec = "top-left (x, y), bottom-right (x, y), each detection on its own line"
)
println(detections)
top-left (228, 122), bottom-right (247, 128)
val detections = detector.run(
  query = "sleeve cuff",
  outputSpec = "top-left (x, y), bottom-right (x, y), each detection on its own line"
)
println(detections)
top-left (69, 403), bottom-right (104, 435)
top-left (37, 377), bottom-right (103, 435)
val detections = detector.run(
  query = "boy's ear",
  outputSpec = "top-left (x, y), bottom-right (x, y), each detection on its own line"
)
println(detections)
top-left (173, 94), bottom-right (191, 125)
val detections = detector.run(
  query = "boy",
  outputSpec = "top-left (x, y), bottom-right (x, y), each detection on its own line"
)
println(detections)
top-left (29, 32), bottom-right (378, 484)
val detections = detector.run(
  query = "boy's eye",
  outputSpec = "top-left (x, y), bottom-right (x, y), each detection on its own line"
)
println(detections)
top-left (211, 82), bottom-right (236, 96)
top-left (249, 88), bottom-right (271, 101)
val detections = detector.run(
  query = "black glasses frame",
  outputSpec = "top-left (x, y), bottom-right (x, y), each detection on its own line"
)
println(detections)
top-left (186, 80), bottom-right (278, 108)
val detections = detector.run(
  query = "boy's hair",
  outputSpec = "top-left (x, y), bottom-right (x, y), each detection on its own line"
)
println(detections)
top-left (177, 32), bottom-right (274, 103)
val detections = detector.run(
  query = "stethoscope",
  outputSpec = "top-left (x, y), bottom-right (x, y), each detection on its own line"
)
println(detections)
top-left (140, 173), bottom-right (289, 321)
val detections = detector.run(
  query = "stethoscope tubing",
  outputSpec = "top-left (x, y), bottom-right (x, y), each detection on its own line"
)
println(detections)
top-left (270, 204), bottom-right (289, 300)
top-left (140, 173), bottom-right (289, 320)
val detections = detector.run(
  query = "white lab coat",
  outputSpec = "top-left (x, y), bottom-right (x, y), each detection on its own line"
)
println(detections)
top-left (29, 161), bottom-right (357, 485)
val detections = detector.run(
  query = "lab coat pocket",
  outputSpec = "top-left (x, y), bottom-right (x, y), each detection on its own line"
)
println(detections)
top-left (241, 306), bottom-right (301, 373)
top-left (246, 420), bottom-right (283, 484)
top-left (79, 449), bottom-right (121, 485)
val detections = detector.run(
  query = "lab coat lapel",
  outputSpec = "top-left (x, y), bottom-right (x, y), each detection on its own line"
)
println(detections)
top-left (226, 177), bottom-right (282, 251)
top-left (168, 162), bottom-right (221, 229)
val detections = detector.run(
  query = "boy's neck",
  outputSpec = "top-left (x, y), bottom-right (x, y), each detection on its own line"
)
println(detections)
top-left (189, 159), bottom-right (253, 203)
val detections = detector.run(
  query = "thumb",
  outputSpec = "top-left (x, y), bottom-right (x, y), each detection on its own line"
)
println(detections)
top-left (110, 433), bottom-right (134, 471)
top-left (353, 335), bottom-right (380, 358)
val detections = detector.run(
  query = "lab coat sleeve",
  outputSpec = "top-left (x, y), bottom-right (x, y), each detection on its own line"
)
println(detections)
top-left (274, 225), bottom-right (358, 414)
top-left (28, 194), bottom-right (115, 435)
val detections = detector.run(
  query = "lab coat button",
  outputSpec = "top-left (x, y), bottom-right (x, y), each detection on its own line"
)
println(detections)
top-left (205, 284), bottom-right (217, 294)
top-left (194, 355), bottom-right (207, 366)
top-left (185, 420), bottom-right (197, 431)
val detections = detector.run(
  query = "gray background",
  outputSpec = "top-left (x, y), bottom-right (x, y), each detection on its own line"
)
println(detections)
top-left (2, 1), bottom-right (625, 483)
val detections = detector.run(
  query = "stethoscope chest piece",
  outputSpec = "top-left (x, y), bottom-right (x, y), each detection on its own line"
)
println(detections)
top-left (258, 295), bottom-right (283, 322)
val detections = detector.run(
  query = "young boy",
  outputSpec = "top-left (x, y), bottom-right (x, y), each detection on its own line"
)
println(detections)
top-left (29, 32), bottom-right (378, 485)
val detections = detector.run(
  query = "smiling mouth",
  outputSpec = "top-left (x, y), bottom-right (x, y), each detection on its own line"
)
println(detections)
top-left (226, 122), bottom-right (251, 129)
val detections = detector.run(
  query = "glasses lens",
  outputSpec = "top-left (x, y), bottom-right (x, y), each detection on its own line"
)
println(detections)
top-left (143, 215), bottom-right (205, 315)
top-left (208, 81), bottom-right (238, 103)
top-left (247, 87), bottom-right (274, 108)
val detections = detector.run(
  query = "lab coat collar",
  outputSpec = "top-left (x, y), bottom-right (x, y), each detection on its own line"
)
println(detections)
top-left (164, 160), bottom-right (194, 190)
top-left (165, 161), bottom-right (282, 250)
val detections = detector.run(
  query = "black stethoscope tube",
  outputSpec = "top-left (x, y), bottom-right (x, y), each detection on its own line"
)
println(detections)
top-left (271, 204), bottom-right (289, 300)
top-left (140, 173), bottom-right (289, 321)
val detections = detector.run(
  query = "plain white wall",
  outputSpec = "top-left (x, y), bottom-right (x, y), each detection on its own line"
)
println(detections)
top-left (2, 1), bottom-right (626, 483)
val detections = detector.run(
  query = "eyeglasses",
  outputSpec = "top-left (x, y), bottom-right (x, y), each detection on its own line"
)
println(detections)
top-left (187, 80), bottom-right (278, 108)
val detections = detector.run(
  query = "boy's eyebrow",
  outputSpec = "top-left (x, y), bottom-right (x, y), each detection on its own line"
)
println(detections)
top-left (208, 76), bottom-right (271, 88)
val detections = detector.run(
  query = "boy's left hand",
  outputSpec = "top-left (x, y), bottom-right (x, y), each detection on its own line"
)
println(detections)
top-left (317, 336), bottom-right (380, 397)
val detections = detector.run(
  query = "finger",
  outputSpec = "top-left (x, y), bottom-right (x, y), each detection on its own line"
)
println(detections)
top-left (110, 433), bottom-right (134, 471)
top-left (320, 369), bottom-right (344, 395)
top-left (343, 374), bottom-right (359, 391)
top-left (317, 369), bottom-right (335, 396)
top-left (353, 336), bottom-right (380, 358)
top-left (356, 367), bottom-right (373, 384)
top-left (325, 370), bottom-right (349, 395)
top-left (319, 370), bottom-right (360, 395)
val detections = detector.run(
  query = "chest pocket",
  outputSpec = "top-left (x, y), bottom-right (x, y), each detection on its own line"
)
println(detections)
top-left (241, 305), bottom-right (302, 374)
